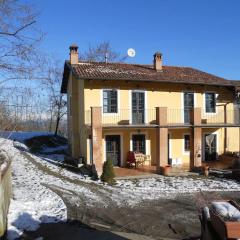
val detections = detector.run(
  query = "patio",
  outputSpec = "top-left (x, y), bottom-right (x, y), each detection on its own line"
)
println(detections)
top-left (114, 165), bottom-right (193, 178)
top-left (202, 155), bottom-right (235, 169)
top-left (114, 165), bottom-right (157, 178)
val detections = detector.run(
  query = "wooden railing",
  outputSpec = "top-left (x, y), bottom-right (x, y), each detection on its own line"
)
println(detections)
top-left (0, 153), bottom-right (12, 238)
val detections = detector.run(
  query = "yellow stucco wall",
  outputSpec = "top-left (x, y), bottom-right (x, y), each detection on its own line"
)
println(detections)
top-left (84, 80), bottom-right (236, 125)
top-left (68, 77), bottom-right (239, 165)
top-left (226, 127), bottom-right (240, 153)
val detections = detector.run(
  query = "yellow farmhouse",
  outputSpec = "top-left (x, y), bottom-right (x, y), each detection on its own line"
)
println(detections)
top-left (61, 44), bottom-right (240, 175)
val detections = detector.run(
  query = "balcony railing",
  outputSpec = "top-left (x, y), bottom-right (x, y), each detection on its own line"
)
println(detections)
top-left (85, 109), bottom-right (156, 126)
top-left (167, 109), bottom-right (191, 125)
top-left (84, 108), bottom-right (240, 127)
top-left (201, 109), bottom-right (240, 126)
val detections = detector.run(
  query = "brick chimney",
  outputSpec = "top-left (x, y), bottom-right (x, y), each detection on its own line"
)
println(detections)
top-left (153, 52), bottom-right (163, 71)
top-left (69, 44), bottom-right (79, 65)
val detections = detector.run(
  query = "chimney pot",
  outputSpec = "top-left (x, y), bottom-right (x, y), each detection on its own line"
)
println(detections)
top-left (69, 44), bottom-right (79, 64)
top-left (153, 52), bottom-right (163, 71)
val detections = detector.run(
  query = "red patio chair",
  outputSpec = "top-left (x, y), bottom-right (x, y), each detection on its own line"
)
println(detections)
top-left (126, 151), bottom-right (137, 168)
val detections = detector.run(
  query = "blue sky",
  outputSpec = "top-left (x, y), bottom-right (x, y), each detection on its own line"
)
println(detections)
top-left (37, 0), bottom-right (240, 80)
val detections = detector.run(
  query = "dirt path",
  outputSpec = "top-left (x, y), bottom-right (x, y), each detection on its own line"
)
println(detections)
top-left (20, 151), bottom-right (157, 239)
top-left (19, 151), bottom-right (240, 240)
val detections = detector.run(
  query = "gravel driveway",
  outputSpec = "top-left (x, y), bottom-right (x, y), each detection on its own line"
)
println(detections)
top-left (20, 151), bottom-right (240, 240)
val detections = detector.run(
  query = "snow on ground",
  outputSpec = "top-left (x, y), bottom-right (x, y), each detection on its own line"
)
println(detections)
top-left (26, 138), bottom-right (240, 206)
top-left (2, 132), bottom-right (240, 238)
top-left (0, 139), bottom-right (67, 239)
top-left (12, 137), bottom-right (240, 204)
top-left (0, 137), bottom-right (106, 240)
top-left (116, 176), bottom-right (240, 192)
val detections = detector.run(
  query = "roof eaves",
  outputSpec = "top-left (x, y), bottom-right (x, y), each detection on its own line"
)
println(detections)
top-left (78, 75), bottom-right (234, 87)
top-left (61, 61), bottom-right (81, 93)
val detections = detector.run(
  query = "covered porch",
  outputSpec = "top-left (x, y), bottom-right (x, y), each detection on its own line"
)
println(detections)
top-left (89, 107), bottom-right (240, 175)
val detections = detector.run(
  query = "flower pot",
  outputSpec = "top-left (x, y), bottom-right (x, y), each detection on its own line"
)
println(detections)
top-left (203, 165), bottom-right (209, 177)
top-left (161, 165), bottom-right (171, 176)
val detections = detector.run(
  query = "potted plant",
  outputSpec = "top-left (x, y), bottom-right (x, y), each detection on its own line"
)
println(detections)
top-left (202, 165), bottom-right (210, 177)
top-left (100, 158), bottom-right (116, 185)
top-left (161, 165), bottom-right (171, 176)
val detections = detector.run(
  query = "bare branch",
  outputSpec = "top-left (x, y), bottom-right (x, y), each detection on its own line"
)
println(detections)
top-left (0, 20), bottom-right (36, 36)
top-left (0, 0), bottom-right (44, 81)
top-left (79, 41), bottom-right (126, 62)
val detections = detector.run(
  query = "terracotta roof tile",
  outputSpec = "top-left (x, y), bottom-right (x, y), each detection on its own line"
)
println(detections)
top-left (61, 61), bottom-right (237, 93)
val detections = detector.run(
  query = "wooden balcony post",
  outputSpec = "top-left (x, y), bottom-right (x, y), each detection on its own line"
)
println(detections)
top-left (91, 107), bottom-right (103, 175)
top-left (156, 107), bottom-right (168, 172)
top-left (190, 107), bottom-right (201, 125)
top-left (190, 107), bottom-right (202, 169)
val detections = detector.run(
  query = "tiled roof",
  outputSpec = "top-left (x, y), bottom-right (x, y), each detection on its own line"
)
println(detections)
top-left (61, 61), bottom-right (237, 93)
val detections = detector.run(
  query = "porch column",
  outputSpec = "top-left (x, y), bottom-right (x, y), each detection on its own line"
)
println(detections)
top-left (91, 107), bottom-right (103, 175)
top-left (156, 107), bottom-right (168, 173)
top-left (190, 107), bottom-right (202, 169)
top-left (224, 104), bottom-right (227, 154)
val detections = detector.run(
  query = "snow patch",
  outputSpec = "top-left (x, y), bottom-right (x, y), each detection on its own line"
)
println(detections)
top-left (2, 133), bottom-right (240, 238)
top-left (0, 138), bottom-right (67, 240)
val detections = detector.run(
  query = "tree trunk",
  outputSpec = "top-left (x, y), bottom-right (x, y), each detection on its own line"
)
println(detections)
top-left (54, 115), bottom-right (60, 136)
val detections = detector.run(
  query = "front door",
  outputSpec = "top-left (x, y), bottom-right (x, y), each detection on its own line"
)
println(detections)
top-left (204, 134), bottom-right (217, 161)
top-left (184, 92), bottom-right (194, 123)
top-left (132, 134), bottom-right (146, 154)
top-left (132, 91), bottom-right (145, 124)
top-left (105, 135), bottom-right (121, 166)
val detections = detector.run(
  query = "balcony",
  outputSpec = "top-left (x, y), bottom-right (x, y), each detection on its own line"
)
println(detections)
top-left (85, 109), bottom-right (157, 127)
top-left (200, 109), bottom-right (240, 127)
top-left (85, 108), bottom-right (240, 128)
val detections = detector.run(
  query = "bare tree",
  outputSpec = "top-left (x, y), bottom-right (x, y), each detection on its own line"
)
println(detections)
top-left (0, 1), bottom-right (69, 134)
top-left (41, 58), bottom-right (67, 136)
top-left (79, 41), bottom-right (127, 62)
top-left (0, 0), bottom-right (44, 84)
top-left (42, 42), bottom-right (125, 136)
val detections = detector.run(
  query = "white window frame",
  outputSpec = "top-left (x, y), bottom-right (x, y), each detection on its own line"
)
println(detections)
top-left (203, 92), bottom-right (218, 115)
top-left (103, 133), bottom-right (123, 167)
top-left (100, 89), bottom-right (120, 116)
top-left (168, 133), bottom-right (172, 159)
top-left (202, 131), bottom-right (219, 161)
top-left (129, 90), bottom-right (148, 124)
top-left (130, 131), bottom-right (150, 155)
top-left (181, 91), bottom-right (197, 123)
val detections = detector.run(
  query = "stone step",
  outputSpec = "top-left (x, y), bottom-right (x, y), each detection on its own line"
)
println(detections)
top-left (170, 167), bottom-right (189, 173)
top-left (168, 167), bottom-right (199, 177)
